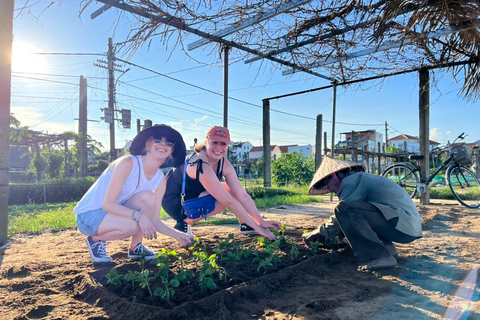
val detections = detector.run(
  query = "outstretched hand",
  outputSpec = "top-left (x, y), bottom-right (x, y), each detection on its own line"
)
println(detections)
top-left (176, 232), bottom-right (194, 247)
top-left (256, 227), bottom-right (277, 240)
top-left (260, 220), bottom-right (282, 230)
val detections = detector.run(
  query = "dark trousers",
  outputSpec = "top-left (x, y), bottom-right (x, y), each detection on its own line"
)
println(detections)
top-left (334, 201), bottom-right (417, 262)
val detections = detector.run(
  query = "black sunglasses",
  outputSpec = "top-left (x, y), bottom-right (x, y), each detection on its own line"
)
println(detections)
top-left (153, 137), bottom-right (175, 147)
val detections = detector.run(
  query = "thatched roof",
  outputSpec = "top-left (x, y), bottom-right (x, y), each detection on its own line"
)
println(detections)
top-left (83, 0), bottom-right (480, 100)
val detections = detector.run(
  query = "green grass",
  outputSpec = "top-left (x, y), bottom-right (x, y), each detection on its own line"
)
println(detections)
top-left (8, 202), bottom-right (76, 237)
top-left (7, 185), bottom-right (322, 237)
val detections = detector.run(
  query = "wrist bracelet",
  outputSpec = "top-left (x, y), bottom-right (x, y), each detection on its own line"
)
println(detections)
top-left (131, 209), bottom-right (138, 221)
top-left (134, 210), bottom-right (143, 222)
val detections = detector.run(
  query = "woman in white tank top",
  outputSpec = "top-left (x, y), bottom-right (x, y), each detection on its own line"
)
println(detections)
top-left (74, 124), bottom-right (192, 263)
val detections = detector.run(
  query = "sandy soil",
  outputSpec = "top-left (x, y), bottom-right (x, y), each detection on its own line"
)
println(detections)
top-left (1, 200), bottom-right (480, 320)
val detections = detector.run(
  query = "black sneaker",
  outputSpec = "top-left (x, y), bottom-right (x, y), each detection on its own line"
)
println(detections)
top-left (239, 223), bottom-right (258, 235)
top-left (174, 220), bottom-right (192, 235)
top-left (128, 243), bottom-right (158, 261)
top-left (86, 236), bottom-right (112, 263)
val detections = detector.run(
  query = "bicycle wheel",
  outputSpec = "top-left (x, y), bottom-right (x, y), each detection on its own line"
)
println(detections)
top-left (381, 164), bottom-right (420, 198)
top-left (446, 165), bottom-right (480, 208)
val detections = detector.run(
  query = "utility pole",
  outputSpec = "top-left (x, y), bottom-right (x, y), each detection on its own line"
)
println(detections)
top-left (78, 76), bottom-right (88, 177)
top-left (95, 38), bottom-right (128, 162)
top-left (107, 38), bottom-right (115, 161)
top-left (0, 0), bottom-right (14, 246)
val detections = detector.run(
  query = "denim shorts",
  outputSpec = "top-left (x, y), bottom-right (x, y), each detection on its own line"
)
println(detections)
top-left (76, 209), bottom-right (107, 237)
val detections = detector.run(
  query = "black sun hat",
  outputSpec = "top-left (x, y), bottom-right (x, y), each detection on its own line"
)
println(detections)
top-left (129, 124), bottom-right (186, 168)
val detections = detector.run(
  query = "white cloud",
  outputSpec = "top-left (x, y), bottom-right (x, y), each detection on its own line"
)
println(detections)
top-left (11, 106), bottom-right (76, 134)
top-left (430, 128), bottom-right (452, 145)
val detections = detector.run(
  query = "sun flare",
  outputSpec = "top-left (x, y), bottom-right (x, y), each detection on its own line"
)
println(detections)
top-left (12, 40), bottom-right (47, 74)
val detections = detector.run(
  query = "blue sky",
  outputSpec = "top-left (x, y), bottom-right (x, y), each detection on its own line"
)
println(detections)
top-left (10, 1), bottom-right (479, 153)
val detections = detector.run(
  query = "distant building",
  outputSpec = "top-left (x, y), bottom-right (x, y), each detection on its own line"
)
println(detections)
top-left (229, 141), bottom-right (254, 162)
top-left (9, 146), bottom-right (31, 171)
top-left (337, 130), bottom-right (383, 153)
top-left (388, 134), bottom-right (440, 152)
top-left (249, 145), bottom-right (282, 161)
top-left (279, 144), bottom-right (313, 156)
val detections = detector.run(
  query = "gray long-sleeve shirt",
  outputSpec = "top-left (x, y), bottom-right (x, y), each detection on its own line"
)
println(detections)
top-left (337, 172), bottom-right (422, 237)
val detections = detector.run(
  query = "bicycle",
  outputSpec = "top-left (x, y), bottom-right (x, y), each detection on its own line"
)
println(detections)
top-left (381, 133), bottom-right (480, 208)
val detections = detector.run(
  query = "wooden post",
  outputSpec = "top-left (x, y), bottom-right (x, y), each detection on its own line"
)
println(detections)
top-left (0, 0), bottom-right (14, 245)
top-left (419, 69), bottom-right (430, 205)
top-left (331, 82), bottom-right (337, 157)
top-left (323, 132), bottom-right (328, 157)
top-left (315, 114), bottom-right (322, 170)
top-left (351, 130), bottom-right (356, 162)
top-left (262, 99), bottom-right (271, 187)
top-left (377, 142), bottom-right (382, 175)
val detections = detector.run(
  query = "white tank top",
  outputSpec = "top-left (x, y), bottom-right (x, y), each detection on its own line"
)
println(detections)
top-left (74, 155), bottom-right (164, 214)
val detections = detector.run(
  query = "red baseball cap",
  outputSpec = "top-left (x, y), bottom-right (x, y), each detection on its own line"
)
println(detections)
top-left (206, 126), bottom-right (232, 145)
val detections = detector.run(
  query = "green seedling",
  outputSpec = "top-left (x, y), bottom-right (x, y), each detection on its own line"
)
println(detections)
top-left (239, 245), bottom-right (254, 259)
top-left (257, 257), bottom-right (274, 274)
top-left (255, 236), bottom-right (269, 247)
top-left (124, 270), bottom-right (137, 290)
top-left (223, 251), bottom-right (241, 265)
top-left (289, 243), bottom-right (300, 260)
top-left (154, 277), bottom-right (180, 301)
top-left (263, 247), bottom-right (281, 266)
top-left (197, 253), bottom-right (227, 292)
top-left (188, 237), bottom-right (202, 251)
top-left (176, 268), bottom-right (194, 285)
top-left (309, 241), bottom-right (321, 255)
top-left (135, 270), bottom-right (154, 296)
top-left (106, 268), bottom-right (124, 286)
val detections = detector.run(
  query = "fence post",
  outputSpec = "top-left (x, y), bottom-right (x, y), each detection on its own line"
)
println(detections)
top-left (475, 147), bottom-right (480, 177)
top-left (43, 178), bottom-right (47, 204)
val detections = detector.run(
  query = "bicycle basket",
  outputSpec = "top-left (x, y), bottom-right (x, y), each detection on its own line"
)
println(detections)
top-left (451, 144), bottom-right (473, 165)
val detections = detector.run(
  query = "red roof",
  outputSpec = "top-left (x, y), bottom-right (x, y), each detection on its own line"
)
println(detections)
top-left (250, 145), bottom-right (278, 152)
top-left (389, 134), bottom-right (440, 145)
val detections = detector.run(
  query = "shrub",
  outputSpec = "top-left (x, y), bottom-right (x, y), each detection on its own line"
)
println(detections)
top-left (245, 186), bottom-right (296, 199)
top-left (8, 177), bottom-right (96, 205)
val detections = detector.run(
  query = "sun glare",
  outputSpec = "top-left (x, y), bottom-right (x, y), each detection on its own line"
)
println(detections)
top-left (12, 40), bottom-right (47, 74)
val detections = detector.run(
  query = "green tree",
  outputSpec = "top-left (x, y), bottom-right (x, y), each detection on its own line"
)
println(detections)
top-left (46, 149), bottom-right (64, 178)
top-left (272, 152), bottom-right (315, 186)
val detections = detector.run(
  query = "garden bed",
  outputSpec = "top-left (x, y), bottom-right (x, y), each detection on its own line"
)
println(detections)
top-left (1, 201), bottom-right (480, 320)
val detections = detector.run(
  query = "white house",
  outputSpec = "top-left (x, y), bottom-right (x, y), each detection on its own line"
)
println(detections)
top-left (388, 134), bottom-right (440, 152)
top-left (229, 141), bottom-right (254, 161)
top-left (280, 144), bottom-right (313, 156)
top-left (249, 145), bottom-right (283, 161)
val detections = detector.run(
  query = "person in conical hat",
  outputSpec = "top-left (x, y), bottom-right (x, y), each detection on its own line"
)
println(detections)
top-left (303, 156), bottom-right (422, 271)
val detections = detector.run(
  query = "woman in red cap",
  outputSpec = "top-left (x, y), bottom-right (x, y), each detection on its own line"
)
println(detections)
top-left (74, 124), bottom-right (193, 263)
top-left (162, 126), bottom-right (282, 240)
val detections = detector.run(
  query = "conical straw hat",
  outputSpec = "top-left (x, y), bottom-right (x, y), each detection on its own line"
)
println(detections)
top-left (309, 157), bottom-right (365, 195)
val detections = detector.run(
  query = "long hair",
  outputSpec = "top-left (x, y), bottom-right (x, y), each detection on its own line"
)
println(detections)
top-left (194, 142), bottom-right (206, 153)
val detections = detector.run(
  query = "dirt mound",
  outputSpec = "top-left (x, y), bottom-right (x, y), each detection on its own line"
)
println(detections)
top-left (1, 201), bottom-right (479, 320)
